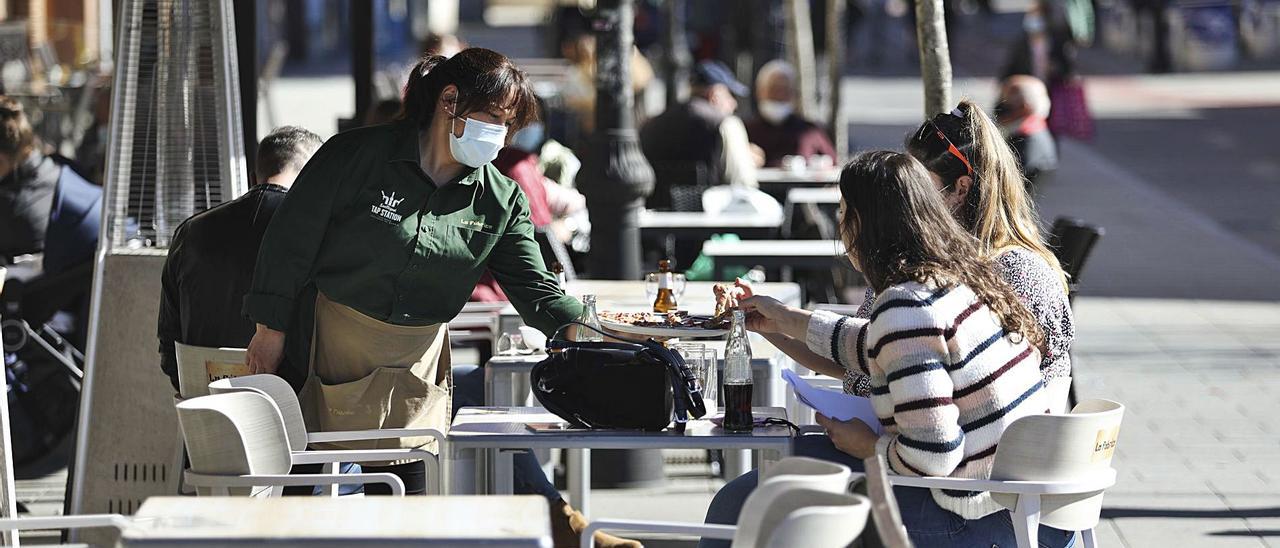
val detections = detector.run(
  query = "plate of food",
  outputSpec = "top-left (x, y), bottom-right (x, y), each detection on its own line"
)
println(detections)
top-left (598, 310), bottom-right (731, 339)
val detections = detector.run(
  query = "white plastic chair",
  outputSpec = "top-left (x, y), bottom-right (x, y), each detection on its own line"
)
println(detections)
top-left (176, 392), bottom-right (406, 496)
top-left (174, 342), bottom-right (249, 399)
top-left (583, 457), bottom-right (869, 548)
top-left (862, 452), bottom-right (913, 548)
top-left (1046, 375), bottom-right (1073, 414)
top-left (885, 399), bottom-right (1125, 548)
top-left (208, 374), bottom-right (444, 494)
top-left (0, 515), bottom-right (131, 547)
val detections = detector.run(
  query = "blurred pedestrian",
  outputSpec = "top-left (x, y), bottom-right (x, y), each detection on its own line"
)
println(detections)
top-left (744, 60), bottom-right (836, 168)
top-left (0, 96), bottom-right (55, 262)
top-left (559, 31), bottom-right (654, 138)
top-left (158, 126), bottom-right (323, 392)
top-left (640, 60), bottom-right (758, 211)
top-left (995, 75), bottom-right (1058, 186)
top-left (1002, 0), bottom-right (1077, 87)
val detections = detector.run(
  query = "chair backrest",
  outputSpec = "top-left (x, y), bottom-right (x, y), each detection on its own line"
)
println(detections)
top-left (1045, 375), bottom-right (1073, 414)
top-left (175, 392), bottom-right (293, 496)
top-left (1048, 217), bottom-right (1104, 285)
top-left (862, 453), bottom-right (912, 548)
top-left (175, 343), bottom-right (249, 399)
top-left (741, 488), bottom-right (870, 548)
top-left (208, 375), bottom-right (307, 452)
top-left (735, 458), bottom-right (853, 548)
top-left (989, 399), bottom-right (1125, 531)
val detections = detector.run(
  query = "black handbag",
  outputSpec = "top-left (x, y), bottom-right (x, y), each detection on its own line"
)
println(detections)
top-left (531, 322), bottom-right (707, 431)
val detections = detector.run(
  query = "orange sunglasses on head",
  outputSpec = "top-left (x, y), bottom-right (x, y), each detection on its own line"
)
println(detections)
top-left (914, 115), bottom-right (974, 177)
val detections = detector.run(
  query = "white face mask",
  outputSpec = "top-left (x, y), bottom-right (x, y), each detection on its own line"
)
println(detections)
top-left (758, 100), bottom-right (794, 125)
top-left (448, 112), bottom-right (508, 168)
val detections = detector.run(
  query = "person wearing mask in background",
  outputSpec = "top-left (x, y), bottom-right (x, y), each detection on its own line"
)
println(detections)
top-left (242, 49), bottom-right (637, 548)
top-left (157, 126), bottom-right (324, 391)
top-left (1002, 0), bottom-right (1077, 89)
top-left (640, 60), bottom-right (759, 211)
top-left (995, 75), bottom-right (1058, 187)
top-left (744, 60), bottom-right (836, 168)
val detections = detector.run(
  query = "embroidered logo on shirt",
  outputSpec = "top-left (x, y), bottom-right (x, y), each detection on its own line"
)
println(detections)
top-left (370, 191), bottom-right (406, 224)
top-left (458, 218), bottom-right (494, 231)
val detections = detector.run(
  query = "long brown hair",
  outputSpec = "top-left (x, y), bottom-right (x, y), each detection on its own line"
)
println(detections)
top-left (906, 99), bottom-right (1068, 289)
top-left (839, 151), bottom-right (1046, 351)
top-left (398, 48), bottom-right (539, 133)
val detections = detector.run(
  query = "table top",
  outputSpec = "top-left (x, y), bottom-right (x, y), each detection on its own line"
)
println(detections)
top-left (486, 337), bottom-right (783, 368)
top-left (701, 240), bottom-right (844, 258)
top-left (785, 187), bottom-right (841, 204)
top-left (125, 496), bottom-right (550, 545)
top-left (560, 280), bottom-right (803, 312)
top-left (639, 210), bottom-right (784, 229)
top-left (757, 167), bottom-right (840, 185)
top-left (449, 407), bottom-right (792, 450)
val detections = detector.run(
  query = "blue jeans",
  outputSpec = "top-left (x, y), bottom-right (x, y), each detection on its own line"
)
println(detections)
top-left (699, 434), bottom-right (1076, 548)
top-left (453, 364), bottom-right (562, 501)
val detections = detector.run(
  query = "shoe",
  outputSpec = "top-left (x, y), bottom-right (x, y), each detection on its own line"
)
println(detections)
top-left (550, 498), bottom-right (643, 548)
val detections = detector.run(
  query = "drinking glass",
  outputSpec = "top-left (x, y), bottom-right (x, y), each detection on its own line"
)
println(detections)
top-left (497, 333), bottom-right (524, 356)
top-left (672, 343), bottom-right (718, 416)
top-left (644, 272), bottom-right (660, 301)
top-left (672, 273), bottom-right (687, 299)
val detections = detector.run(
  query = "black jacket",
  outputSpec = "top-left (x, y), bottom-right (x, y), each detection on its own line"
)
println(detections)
top-left (640, 98), bottom-right (727, 210)
top-left (157, 184), bottom-right (292, 391)
top-left (0, 151), bottom-right (59, 260)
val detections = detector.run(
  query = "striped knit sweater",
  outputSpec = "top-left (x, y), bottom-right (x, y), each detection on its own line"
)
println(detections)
top-left (806, 280), bottom-right (1048, 519)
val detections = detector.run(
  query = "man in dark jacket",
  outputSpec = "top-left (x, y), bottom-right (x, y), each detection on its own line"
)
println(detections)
top-left (0, 96), bottom-right (57, 262)
top-left (157, 126), bottom-right (323, 391)
top-left (640, 60), bottom-right (757, 211)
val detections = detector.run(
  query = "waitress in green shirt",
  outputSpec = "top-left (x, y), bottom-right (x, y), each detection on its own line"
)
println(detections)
top-left (243, 49), bottom-right (636, 547)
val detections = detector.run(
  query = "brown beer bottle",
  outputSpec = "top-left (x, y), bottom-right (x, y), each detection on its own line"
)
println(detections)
top-left (653, 259), bottom-right (679, 313)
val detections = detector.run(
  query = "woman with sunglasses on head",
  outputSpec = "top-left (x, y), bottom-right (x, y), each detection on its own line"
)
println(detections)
top-left (243, 49), bottom-right (638, 548)
top-left (700, 151), bottom-right (1074, 547)
top-left (825, 100), bottom-right (1073, 400)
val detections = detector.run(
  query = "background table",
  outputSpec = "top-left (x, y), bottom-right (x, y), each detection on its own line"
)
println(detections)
top-left (447, 407), bottom-right (792, 518)
top-left (701, 240), bottom-right (844, 281)
top-left (639, 210), bottom-right (785, 270)
top-left (124, 496), bottom-right (551, 547)
top-left (756, 167), bottom-right (840, 201)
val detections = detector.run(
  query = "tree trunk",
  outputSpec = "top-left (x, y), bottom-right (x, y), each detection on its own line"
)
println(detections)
top-left (785, 0), bottom-right (817, 119)
top-left (914, 0), bottom-right (953, 117)
top-left (826, 0), bottom-right (847, 162)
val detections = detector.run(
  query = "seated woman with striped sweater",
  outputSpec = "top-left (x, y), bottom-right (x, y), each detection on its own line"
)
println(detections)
top-left (700, 151), bottom-right (1075, 548)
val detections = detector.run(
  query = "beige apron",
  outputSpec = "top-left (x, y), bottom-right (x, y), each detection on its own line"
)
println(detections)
top-left (300, 292), bottom-right (451, 460)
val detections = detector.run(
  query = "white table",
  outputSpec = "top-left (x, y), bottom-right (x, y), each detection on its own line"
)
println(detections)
top-left (756, 168), bottom-right (840, 201)
top-left (701, 239), bottom-right (845, 280)
top-left (784, 187), bottom-right (841, 205)
top-left (447, 407), bottom-right (792, 518)
top-left (122, 496), bottom-right (551, 547)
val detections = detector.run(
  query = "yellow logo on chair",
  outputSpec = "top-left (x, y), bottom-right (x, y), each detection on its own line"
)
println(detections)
top-left (1091, 427), bottom-right (1119, 462)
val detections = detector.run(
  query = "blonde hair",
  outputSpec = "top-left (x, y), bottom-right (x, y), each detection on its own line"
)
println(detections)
top-left (907, 99), bottom-right (1069, 290)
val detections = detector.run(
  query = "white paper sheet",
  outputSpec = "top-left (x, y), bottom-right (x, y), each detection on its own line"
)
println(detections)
top-left (782, 369), bottom-right (883, 434)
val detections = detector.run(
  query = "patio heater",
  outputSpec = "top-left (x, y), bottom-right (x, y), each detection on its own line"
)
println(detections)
top-left (68, 0), bottom-right (247, 542)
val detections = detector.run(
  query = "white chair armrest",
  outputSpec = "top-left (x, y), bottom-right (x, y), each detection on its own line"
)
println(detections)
top-left (887, 469), bottom-right (1116, 495)
top-left (184, 471), bottom-right (405, 496)
top-left (0, 514), bottom-right (131, 532)
top-left (290, 448), bottom-right (436, 466)
top-left (797, 425), bottom-right (826, 436)
top-left (582, 520), bottom-right (737, 547)
top-left (306, 428), bottom-right (445, 444)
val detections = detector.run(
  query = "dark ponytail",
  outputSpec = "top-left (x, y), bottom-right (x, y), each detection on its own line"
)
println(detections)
top-left (396, 48), bottom-right (539, 132)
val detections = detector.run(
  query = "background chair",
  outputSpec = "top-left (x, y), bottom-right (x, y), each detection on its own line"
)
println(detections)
top-left (176, 392), bottom-right (405, 496)
top-left (583, 457), bottom-right (867, 548)
top-left (208, 375), bottom-right (444, 494)
top-left (884, 399), bottom-right (1125, 548)
top-left (1047, 217), bottom-right (1104, 407)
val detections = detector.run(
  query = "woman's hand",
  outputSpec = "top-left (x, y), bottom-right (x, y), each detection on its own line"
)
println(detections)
top-left (246, 324), bottom-right (286, 375)
top-left (815, 414), bottom-right (880, 459)
top-left (713, 279), bottom-right (753, 314)
top-left (737, 295), bottom-right (811, 340)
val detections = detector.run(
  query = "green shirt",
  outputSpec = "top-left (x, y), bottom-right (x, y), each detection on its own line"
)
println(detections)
top-left (244, 121), bottom-right (582, 340)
